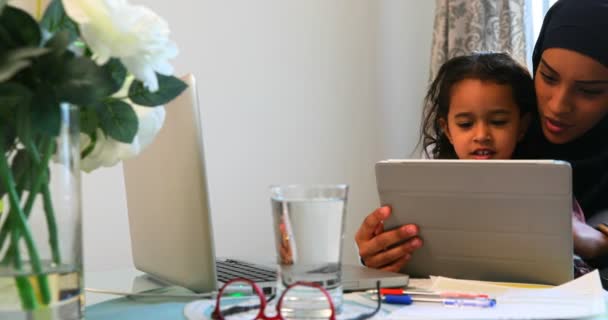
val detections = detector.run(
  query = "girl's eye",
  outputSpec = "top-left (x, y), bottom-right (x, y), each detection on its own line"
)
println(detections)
top-left (456, 122), bottom-right (473, 129)
top-left (540, 71), bottom-right (557, 84)
top-left (490, 120), bottom-right (508, 126)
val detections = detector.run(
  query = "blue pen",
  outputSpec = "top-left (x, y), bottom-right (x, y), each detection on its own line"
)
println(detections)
top-left (383, 294), bottom-right (497, 308)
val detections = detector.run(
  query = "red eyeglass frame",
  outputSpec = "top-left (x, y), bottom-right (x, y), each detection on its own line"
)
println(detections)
top-left (212, 278), bottom-right (336, 320)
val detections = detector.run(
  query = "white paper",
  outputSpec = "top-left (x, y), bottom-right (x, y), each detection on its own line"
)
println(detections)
top-left (388, 270), bottom-right (606, 320)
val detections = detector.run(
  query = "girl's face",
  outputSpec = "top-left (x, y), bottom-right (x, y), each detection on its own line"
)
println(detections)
top-left (535, 48), bottom-right (608, 144)
top-left (440, 79), bottom-right (529, 160)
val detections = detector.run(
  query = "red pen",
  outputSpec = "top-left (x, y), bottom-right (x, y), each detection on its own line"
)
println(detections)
top-left (379, 288), bottom-right (490, 299)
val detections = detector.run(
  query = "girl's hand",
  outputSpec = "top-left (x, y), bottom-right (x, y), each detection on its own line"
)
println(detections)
top-left (355, 206), bottom-right (423, 272)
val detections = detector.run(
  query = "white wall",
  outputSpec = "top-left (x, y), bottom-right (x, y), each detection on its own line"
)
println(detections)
top-left (378, 1), bottom-right (435, 158)
top-left (77, 1), bottom-right (435, 271)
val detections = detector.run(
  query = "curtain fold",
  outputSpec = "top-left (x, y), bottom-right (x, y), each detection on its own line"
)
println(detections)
top-left (429, 0), bottom-right (526, 81)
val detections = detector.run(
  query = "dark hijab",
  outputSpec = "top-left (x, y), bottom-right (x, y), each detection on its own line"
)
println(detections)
top-left (518, 0), bottom-right (608, 219)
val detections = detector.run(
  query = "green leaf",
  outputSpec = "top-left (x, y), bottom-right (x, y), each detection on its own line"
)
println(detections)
top-left (10, 84), bottom-right (33, 147)
top-left (45, 29), bottom-right (70, 55)
top-left (12, 147), bottom-right (51, 193)
top-left (33, 31), bottom-right (74, 81)
top-left (128, 74), bottom-right (188, 106)
top-left (102, 59), bottom-right (127, 94)
top-left (12, 149), bottom-right (31, 178)
top-left (0, 148), bottom-right (32, 197)
top-left (0, 82), bottom-right (31, 123)
top-left (4, 47), bottom-right (49, 61)
top-left (0, 47), bottom-right (50, 82)
top-left (80, 128), bottom-right (97, 159)
top-left (40, 0), bottom-right (79, 42)
top-left (0, 6), bottom-right (41, 47)
top-left (0, 25), bottom-right (11, 51)
top-left (0, 59), bottom-right (28, 82)
top-left (0, 125), bottom-right (15, 153)
top-left (96, 99), bottom-right (138, 143)
top-left (11, 149), bottom-right (34, 191)
top-left (16, 107), bottom-right (32, 153)
top-left (30, 87), bottom-right (61, 136)
top-left (79, 105), bottom-right (99, 136)
top-left (0, 0), bottom-right (7, 15)
top-left (55, 57), bottom-right (114, 105)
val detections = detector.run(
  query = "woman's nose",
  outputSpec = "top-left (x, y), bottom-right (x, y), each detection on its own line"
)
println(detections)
top-left (546, 85), bottom-right (574, 115)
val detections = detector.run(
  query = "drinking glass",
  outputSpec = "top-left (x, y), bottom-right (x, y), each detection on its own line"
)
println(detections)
top-left (270, 184), bottom-right (348, 318)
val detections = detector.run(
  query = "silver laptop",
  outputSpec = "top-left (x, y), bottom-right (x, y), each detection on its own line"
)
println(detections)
top-left (376, 159), bottom-right (574, 285)
top-left (123, 74), bottom-right (409, 294)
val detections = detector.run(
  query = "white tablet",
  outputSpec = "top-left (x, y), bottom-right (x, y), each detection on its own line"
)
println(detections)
top-left (375, 159), bottom-right (573, 285)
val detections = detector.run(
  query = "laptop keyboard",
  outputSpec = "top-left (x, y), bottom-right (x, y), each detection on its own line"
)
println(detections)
top-left (216, 259), bottom-right (277, 283)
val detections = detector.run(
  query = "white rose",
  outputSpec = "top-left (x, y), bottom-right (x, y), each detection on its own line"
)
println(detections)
top-left (80, 104), bottom-right (165, 173)
top-left (62, 0), bottom-right (177, 91)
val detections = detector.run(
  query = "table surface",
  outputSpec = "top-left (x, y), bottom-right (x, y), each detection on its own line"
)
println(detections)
top-left (83, 267), bottom-right (435, 319)
top-left (84, 268), bottom-right (608, 320)
top-left (85, 268), bottom-right (147, 306)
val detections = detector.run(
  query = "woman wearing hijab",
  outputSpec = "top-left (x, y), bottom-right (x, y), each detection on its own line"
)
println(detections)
top-left (518, 0), bottom-right (608, 269)
top-left (355, 0), bottom-right (608, 276)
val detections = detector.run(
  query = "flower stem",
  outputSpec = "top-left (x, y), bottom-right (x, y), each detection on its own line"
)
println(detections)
top-left (0, 172), bottom-right (27, 263)
top-left (11, 228), bottom-right (38, 310)
top-left (0, 139), bottom-right (51, 306)
top-left (21, 137), bottom-right (61, 266)
top-left (21, 139), bottom-right (53, 218)
top-left (0, 140), bottom-right (53, 263)
top-left (80, 130), bottom-right (97, 160)
top-left (42, 184), bottom-right (61, 264)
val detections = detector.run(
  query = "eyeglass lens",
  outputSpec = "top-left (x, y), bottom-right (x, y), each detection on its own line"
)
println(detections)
top-left (216, 280), bottom-right (266, 319)
top-left (215, 280), bottom-right (382, 320)
top-left (278, 284), bottom-right (334, 319)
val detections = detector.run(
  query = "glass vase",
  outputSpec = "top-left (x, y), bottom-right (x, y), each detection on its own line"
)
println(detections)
top-left (0, 103), bottom-right (83, 319)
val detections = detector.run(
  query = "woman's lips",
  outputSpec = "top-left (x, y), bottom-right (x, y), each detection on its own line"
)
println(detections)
top-left (544, 117), bottom-right (573, 134)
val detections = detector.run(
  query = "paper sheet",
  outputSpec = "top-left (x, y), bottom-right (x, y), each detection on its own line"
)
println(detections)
top-left (389, 270), bottom-right (606, 320)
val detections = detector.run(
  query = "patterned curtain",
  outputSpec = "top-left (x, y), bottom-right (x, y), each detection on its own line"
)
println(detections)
top-left (429, 0), bottom-right (526, 81)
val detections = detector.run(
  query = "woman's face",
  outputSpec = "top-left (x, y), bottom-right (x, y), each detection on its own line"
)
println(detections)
top-left (535, 48), bottom-right (608, 144)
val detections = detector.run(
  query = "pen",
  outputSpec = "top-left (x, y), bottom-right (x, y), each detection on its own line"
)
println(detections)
top-left (381, 294), bottom-right (497, 308)
top-left (378, 288), bottom-right (490, 299)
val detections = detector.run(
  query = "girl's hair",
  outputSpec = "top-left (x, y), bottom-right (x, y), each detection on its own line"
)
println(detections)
top-left (420, 52), bottom-right (536, 159)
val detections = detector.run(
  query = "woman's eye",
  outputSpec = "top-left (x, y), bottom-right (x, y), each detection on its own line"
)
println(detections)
top-left (578, 87), bottom-right (604, 96)
top-left (540, 71), bottom-right (557, 84)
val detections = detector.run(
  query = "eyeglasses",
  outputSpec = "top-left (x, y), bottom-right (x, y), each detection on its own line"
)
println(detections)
top-left (212, 278), bottom-right (382, 320)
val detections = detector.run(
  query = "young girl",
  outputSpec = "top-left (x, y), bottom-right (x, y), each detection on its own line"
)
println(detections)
top-left (419, 52), bottom-right (598, 275)
top-left (420, 52), bottom-right (535, 160)
top-left (355, 52), bottom-right (536, 272)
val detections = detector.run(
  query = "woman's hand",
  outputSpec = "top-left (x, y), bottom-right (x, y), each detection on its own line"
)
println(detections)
top-left (355, 206), bottom-right (423, 272)
top-left (572, 217), bottom-right (608, 259)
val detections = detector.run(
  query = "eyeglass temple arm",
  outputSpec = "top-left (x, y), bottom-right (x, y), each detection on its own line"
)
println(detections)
top-left (347, 281), bottom-right (382, 320)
